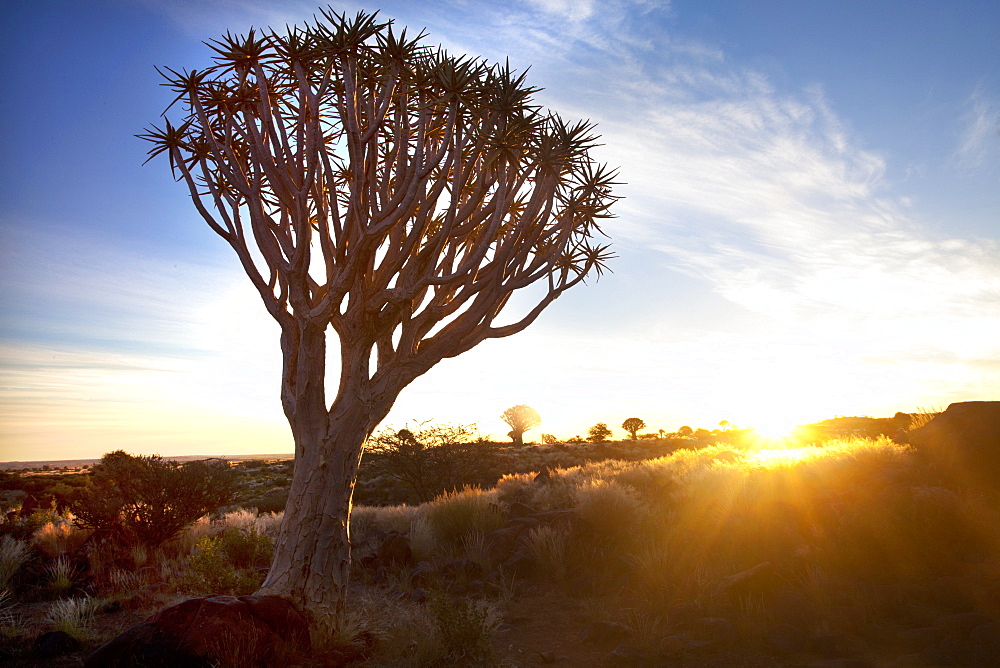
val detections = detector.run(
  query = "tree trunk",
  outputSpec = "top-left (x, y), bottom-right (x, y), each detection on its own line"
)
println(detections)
top-left (257, 329), bottom-right (394, 642)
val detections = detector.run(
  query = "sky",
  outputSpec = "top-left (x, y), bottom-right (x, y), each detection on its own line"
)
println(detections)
top-left (1, 0), bottom-right (998, 462)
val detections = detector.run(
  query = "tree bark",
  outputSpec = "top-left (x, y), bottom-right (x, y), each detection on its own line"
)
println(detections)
top-left (257, 329), bottom-right (394, 641)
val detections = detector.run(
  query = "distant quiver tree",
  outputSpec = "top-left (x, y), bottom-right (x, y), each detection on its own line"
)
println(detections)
top-left (139, 10), bottom-right (617, 636)
top-left (501, 404), bottom-right (542, 446)
top-left (621, 417), bottom-right (645, 440)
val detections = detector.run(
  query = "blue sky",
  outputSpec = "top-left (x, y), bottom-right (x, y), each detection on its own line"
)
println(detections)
top-left (1, 0), bottom-right (998, 461)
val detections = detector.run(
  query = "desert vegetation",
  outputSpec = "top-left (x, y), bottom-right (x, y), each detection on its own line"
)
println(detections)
top-left (2, 406), bottom-right (999, 665)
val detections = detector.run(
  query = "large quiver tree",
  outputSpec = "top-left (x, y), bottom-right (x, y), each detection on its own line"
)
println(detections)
top-left (140, 10), bottom-right (617, 638)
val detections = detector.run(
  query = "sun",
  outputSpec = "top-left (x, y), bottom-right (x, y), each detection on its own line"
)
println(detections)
top-left (751, 418), bottom-right (801, 442)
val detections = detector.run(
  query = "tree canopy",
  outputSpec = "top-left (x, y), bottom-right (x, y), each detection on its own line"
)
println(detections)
top-left (500, 404), bottom-right (542, 445)
top-left (140, 8), bottom-right (618, 636)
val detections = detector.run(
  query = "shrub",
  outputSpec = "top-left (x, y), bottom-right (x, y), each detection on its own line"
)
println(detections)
top-left (542, 434), bottom-right (559, 445)
top-left (181, 533), bottom-right (264, 595)
top-left (217, 526), bottom-right (273, 570)
top-left (0, 536), bottom-right (31, 588)
top-left (71, 450), bottom-right (239, 547)
top-left (425, 487), bottom-right (504, 548)
top-left (429, 593), bottom-right (498, 664)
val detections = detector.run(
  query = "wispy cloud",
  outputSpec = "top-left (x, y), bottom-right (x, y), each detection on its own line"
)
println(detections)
top-left (953, 86), bottom-right (1000, 170)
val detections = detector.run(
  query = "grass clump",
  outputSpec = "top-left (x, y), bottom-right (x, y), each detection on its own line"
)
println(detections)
top-left (0, 536), bottom-right (32, 588)
top-left (45, 596), bottom-right (100, 641)
top-left (425, 487), bottom-right (504, 548)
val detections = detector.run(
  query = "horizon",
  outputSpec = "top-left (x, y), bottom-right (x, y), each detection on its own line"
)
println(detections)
top-left (2, 1), bottom-right (998, 462)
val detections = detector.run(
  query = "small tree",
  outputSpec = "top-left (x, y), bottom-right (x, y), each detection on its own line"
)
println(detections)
top-left (677, 426), bottom-right (693, 437)
top-left (621, 417), bottom-right (645, 440)
top-left (501, 405), bottom-right (542, 446)
top-left (363, 423), bottom-right (498, 502)
top-left (71, 451), bottom-right (238, 547)
top-left (587, 423), bottom-right (612, 443)
top-left (140, 9), bottom-right (617, 633)
top-left (541, 433), bottom-right (558, 445)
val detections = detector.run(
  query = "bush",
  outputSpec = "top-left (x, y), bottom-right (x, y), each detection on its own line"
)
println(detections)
top-left (182, 532), bottom-right (265, 595)
top-left (429, 593), bottom-right (497, 664)
top-left (363, 423), bottom-right (501, 502)
top-left (70, 451), bottom-right (239, 547)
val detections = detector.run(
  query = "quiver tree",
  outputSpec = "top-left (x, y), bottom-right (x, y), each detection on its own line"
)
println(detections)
top-left (501, 404), bottom-right (542, 446)
top-left (139, 10), bottom-right (617, 638)
top-left (621, 417), bottom-right (645, 440)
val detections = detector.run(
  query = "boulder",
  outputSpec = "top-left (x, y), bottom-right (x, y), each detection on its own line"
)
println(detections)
top-left (712, 561), bottom-right (778, 599)
top-left (904, 401), bottom-right (1000, 487)
top-left (84, 595), bottom-right (309, 667)
top-left (376, 531), bottom-right (413, 567)
top-left (580, 620), bottom-right (631, 646)
top-left (765, 623), bottom-right (810, 654)
top-left (33, 630), bottom-right (81, 659)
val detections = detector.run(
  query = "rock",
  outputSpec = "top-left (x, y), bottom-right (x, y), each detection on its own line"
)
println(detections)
top-left (484, 524), bottom-right (530, 563)
top-left (580, 621), bottom-right (631, 646)
top-left (100, 600), bottom-right (124, 615)
top-left (970, 622), bottom-right (1000, 652)
top-left (84, 595), bottom-right (309, 667)
top-left (508, 502), bottom-right (537, 518)
top-left (904, 401), bottom-right (1000, 487)
top-left (934, 612), bottom-right (994, 637)
top-left (770, 588), bottom-right (817, 625)
top-left (410, 561), bottom-right (436, 587)
top-left (813, 634), bottom-right (867, 658)
top-left (690, 617), bottom-right (736, 645)
top-left (928, 576), bottom-right (977, 612)
top-left (896, 626), bottom-right (947, 651)
top-left (609, 643), bottom-right (648, 662)
top-left (441, 559), bottom-right (483, 581)
top-left (658, 635), bottom-right (687, 657)
top-left (667, 602), bottom-right (701, 624)
top-left (33, 631), bottom-right (81, 659)
top-left (713, 561), bottom-right (777, 599)
top-left (922, 634), bottom-right (993, 666)
top-left (539, 650), bottom-right (557, 663)
top-left (765, 623), bottom-right (810, 654)
top-left (376, 531), bottom-right (413, 567)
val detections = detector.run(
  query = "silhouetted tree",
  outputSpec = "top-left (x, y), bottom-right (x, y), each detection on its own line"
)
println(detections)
top-left (588, 423), bottom-right (612, 442)
top-left (621, 417), bottom-right (645, 440)
top-left (363, 423), bottom-right (498, 502)
top-left (501, 404), bottom-right (542, 446)
top-left (140, 10), bottom-right (616, 632)
top-left (678, 426), bottom-right (693, 437)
